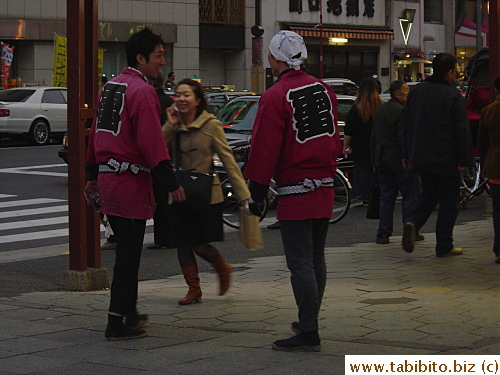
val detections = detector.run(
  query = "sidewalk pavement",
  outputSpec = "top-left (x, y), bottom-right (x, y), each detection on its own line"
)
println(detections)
top-left (0, 219), bottom-right (498, 375)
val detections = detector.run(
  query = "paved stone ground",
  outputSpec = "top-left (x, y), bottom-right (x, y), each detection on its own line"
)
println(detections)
top-left (0, 219), bottom-right (498, 374)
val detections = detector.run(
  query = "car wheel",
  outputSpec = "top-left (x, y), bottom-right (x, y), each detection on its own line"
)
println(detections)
top-left (28, 119), bottom-right (50, 145)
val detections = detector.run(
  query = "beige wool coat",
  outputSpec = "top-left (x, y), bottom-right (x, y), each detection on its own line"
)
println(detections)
top-left (163, 110), bottom-right (250, 204)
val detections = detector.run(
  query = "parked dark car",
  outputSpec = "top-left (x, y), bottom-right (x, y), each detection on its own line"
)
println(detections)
top-left (212, 94), bottom-right (355, 173)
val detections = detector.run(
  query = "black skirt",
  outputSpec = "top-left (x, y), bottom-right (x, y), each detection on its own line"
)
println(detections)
top-left (168, 202), bottom-right (224, 247)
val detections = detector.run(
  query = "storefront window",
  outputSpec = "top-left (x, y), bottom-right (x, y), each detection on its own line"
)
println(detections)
top-left (424, 0), bottom-right (443, 23)
top-left (305, 47), bottom-right (379, 84)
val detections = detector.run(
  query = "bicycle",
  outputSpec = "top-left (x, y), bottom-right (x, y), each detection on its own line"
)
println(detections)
top-left (459, 158), bottom-right (490, 206)
top-left (221, 166), bottom-right (351, 229)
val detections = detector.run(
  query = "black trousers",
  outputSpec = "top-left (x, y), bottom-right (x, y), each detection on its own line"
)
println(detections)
top-left (106, 215), bottom-right (147, 316)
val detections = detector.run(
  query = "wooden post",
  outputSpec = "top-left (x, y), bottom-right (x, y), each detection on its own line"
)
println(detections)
top-left (65, 0), bottom-right (109, 291)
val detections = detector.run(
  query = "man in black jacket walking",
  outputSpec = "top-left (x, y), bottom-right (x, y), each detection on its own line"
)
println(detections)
top-left (371, 80), bottom-right (420, 245)
top-left (402, 53), bottom-right (474, 257)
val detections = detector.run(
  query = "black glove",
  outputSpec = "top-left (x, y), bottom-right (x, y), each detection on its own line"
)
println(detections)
top-left (248, 197), bottom-right (265, 217)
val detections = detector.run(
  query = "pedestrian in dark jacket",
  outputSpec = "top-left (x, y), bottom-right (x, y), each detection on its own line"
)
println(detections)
top-left (402, 53), bottom-right (474, 257)
top-left (478, 75), bottom-right (500, 264)
top-left (371, 80), bottom-right (421, 244)
top-left (343, 78), bottom-right (384, 204)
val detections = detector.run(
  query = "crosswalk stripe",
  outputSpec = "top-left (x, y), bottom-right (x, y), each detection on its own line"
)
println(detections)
top-left (0, 205), bottom-right (68, 219)
top-left (0, 194), bottom-right (16, 199)
top-left (0, 228), bottom-right (69, 244)
top-left (0, 216), bottom-right (68, 231)
top-left (0, 198), bottom-right (65, 209)
top-left (0, 219), bottom-right (154, 245)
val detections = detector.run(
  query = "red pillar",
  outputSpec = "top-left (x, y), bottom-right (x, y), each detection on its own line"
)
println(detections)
top-left (67, 0), bottom-right (101, 271)
top-left (489, 0), bottom-right (499, 92)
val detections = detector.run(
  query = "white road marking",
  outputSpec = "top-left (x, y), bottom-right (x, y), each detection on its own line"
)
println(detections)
top-left (0, 194), bottom-right (16, 199)
top-left (0, 216), bottom-right (68, 230)
top-left (0, 198), bottom-right (65, 208)
top-left (0, 205), bottom-right (68, 219)
top-left (0, 164), bottom-right (67, 177)
top-left (0, 219), bottom-right (154, 244)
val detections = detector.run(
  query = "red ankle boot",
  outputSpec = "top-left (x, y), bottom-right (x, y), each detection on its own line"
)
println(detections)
top-left (211, 255), bottom-right (233, 295)
top-left (178, 265), bottom-right (202, 305)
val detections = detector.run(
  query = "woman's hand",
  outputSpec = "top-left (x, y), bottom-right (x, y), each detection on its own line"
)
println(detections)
top-left (166, 103), bottom-right (181, 127)
top-left (343, 145), bottom-right (352, 155)
top-left (171, 186), bottom-right (186, 202)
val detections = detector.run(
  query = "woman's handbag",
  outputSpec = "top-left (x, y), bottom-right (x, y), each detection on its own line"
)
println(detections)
top-left (171, 132), bottom-right (214, 212)
top-left (239, 207), bottom-right (263, 250)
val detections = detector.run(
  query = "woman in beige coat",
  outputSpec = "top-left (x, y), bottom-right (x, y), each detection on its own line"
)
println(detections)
top-left (163, 78), bottom-right (250, 304)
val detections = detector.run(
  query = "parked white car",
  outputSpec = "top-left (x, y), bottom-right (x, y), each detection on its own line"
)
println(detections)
top-left (0, 87), bottom-right (67, 145)
top-left (321, 78), bottom-right (358, 96)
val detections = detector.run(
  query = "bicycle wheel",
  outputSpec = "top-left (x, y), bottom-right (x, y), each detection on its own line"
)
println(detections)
top-left (330, 170), bottom-right (351, 224)
top-left (221, 178), bottom-right (268, 229)
top-left (460, 160), bottom-right (485, 196)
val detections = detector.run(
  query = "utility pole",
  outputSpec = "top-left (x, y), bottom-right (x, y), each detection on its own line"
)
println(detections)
top-left (319, 0), bottom-right (324, 79)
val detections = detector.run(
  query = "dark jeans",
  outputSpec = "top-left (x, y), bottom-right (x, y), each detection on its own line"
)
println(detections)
top-left (280, 218), bottom-right (329, 333)
top-left (107, 215), bottom-right (147, 316)
top-left (412, 172), bottom-right (460, 256)
top-left (491, 182), bottom-right (500, 257)
top-left (377, 150), bottom-right (420, 237)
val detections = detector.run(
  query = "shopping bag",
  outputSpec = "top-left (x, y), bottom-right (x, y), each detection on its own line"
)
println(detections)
top-left (239, 207), bottom-right (263, 250)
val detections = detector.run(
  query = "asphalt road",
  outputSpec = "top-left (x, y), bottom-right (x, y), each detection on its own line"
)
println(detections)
top-left (0, 142), bottom-right (490, 297)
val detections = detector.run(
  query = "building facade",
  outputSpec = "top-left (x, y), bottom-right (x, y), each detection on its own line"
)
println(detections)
top-left (0, 0), bottom-right (491, 92)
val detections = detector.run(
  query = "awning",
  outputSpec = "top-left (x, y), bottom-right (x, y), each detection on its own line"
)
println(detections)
top-left (401, 57), bottom-right (432, 63)
top-left (289, 25), bottom-right (394, 40)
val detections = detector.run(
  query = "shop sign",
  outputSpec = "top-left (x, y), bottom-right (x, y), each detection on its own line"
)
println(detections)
top-left (290, 0), bottom-right (375, 17)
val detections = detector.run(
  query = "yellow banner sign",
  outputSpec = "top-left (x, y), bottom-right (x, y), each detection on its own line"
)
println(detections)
top-left (53, 34), bottom-right (67, 87)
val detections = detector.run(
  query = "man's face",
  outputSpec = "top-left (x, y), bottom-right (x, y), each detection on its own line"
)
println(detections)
top-left (444, 67), bottom-right (457, 83)
top-left (395, 83), bottom-right (410, 104)
top-left (268, 51), bottom-right (280, 77)
top-left (137, 44), bottom-right (166, 80)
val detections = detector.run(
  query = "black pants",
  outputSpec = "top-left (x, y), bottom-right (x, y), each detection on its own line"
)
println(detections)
top-left (152, 178), bottom-right (170, 246)
top-left (413, 172), bottom-right (460, 256)
top-left (280, 218), bottom-right (330, 333)
top-left (106, 215), bottom-right (147, 316)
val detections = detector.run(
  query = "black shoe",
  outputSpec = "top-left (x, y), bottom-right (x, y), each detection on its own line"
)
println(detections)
top-left (125, 313), bottom-right (149, 329)
top-left (402, 222), bottom-right (415, 253)
top-left (415, 233), bottom-right (425, 242)
top-left (495, 257), bottom-right (500, 264)
top-left (291, 321), bottom-right (301, 334)
top-left (272, 332), bottom-right (321, 352)
top-left (105, 314), bottom-right (147, 341)
top-left (376, 234), bottom-right (390, 244)
top-left (267, 221), bottom-right (281, 230)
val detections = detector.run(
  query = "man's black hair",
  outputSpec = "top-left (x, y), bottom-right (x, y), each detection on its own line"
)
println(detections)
top-left (125, 27), bottom-right (164, 68)
top-left (432, 53), bottom-right (457, 78)
top-left (389, 80), bottom-right (405, 99)
top-left (168, 72), bottom-right (175, 79)
top-left (494, 75), bottom-right (500, 90)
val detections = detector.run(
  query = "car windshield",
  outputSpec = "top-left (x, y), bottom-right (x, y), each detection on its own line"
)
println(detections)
top-left (0, 89), bottom-right (35, 102)
top-left (216, 99), bottom-right (259, 132)
top-left (329, 83), bottom-right (358, 96)
top-left (337, 99), bottom-right (353, 122)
